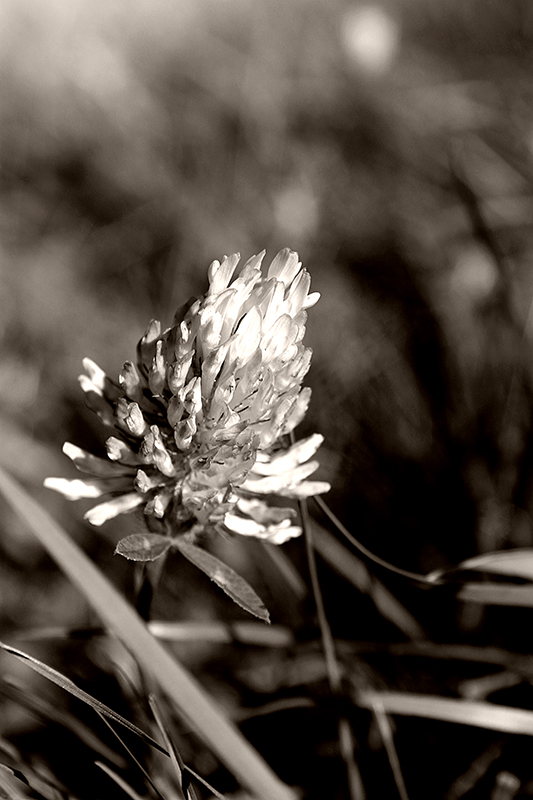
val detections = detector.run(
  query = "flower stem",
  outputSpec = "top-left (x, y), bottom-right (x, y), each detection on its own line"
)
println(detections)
top-left (135, 554), bottom-right (168, 621)
top-left (299, 496), bottom-right (366, 800)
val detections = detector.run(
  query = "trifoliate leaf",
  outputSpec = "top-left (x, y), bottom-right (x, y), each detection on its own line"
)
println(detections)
top-left (115, 533), bottom-right (171, 562)
top-left (174, 540), bottom-right (270, 622)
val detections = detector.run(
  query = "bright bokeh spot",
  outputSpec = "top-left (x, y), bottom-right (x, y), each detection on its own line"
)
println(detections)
top-left (451, 245), bottom-right (499, 304)
top-left (341, 5), bottom-right (400, 74)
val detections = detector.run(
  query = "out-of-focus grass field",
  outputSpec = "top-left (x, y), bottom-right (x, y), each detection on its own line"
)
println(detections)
top-left (2, 1), bottom-right (533, 798)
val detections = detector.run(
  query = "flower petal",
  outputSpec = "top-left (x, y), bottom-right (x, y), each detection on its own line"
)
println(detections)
top-left (267, 249), bottom-right (301, 285)
top-left (78, 375), bottom-right (116, 426)
top-left (84, 493), bottom-right (145, 526)
top-left (149, 340), bottom-right (167, 395)
top-left (44, 477), bottom-right (108, 500)
top-left (208, 253), bottom-right (241, 295)
top-left (224, 512), bottom-right (301, 544)
top-left (261, 524), bottom-right (302, 544)
top-left (303, 291), bottom-right (321, 309)
top-left (137, 319), bottom-right (162, 369)
top-left (276, 480), bottom-right (331, 499)
top-left (119, 361), bottom-right (144, 402)
top-left (140, 426), bottom-right (176, 477)
top-left (224, 513), bottom-right (267, 536)
top-left (106, 437), bottom-right (139, 465)
top-left (253, 434), bottom-right (324, 476)
top-left (62, 443), bottom-right (130, 477)
top-left (81, 358), bottom-right (107, 392)
top-left (242, 459), bottom-right (321, 494)
top-left (228, 306), bottom-right (263, 366)
top-left (236, 497), bottom-right (296, 524)
top-left (119, 401), bottom-right (149, 437)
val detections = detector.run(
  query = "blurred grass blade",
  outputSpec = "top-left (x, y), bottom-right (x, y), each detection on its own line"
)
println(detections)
top-left (368, 695), bottom-right (409, 800)
top-left (149, 695), bottom-right (197, 800)
top-left (11, 621), bottom-right (293, 648)
top-left (0, 765), bottom-right (28, 800)
top-left (95, 762), bottom-right (145, 800)
top-left (148, 620), bottom-right (293, 647)
top-left (0, 641), bottom-right (167, 755)
top-left (95, 711), bottom-right (167, 800)
top-left (457, 583), bottom-right (533, 607)
top-left (0, 765), bottom-right (32, 791)
top-left (0, 466), bottom-right (297, 800)
top-left (446, 741), bottom-right (504, 800)
top-left (315, 497), bottom-right (533, 613)
top-left (148, 695), bottom-right (232, 800)
top-left (358, 690), bottom-right (533, 735)
top-left (427, 550), bottom-right (533, 607)
top-left (0, 761), bottom-right (71, 800)
top-left (428, 549), bottom-right (533, 583)
top-left (150, 693), bottom-right (231, 800)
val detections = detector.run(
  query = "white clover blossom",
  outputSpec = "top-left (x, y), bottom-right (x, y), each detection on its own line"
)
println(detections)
top-left (45, 249), bottom-right (329, 545)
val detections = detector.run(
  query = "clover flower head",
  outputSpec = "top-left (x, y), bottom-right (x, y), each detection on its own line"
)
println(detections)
top-left (45, 249), bottom-right (329, 545)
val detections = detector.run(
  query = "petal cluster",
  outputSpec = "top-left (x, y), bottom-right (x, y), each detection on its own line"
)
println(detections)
top-left (45, 249), bottom-right (329, 544)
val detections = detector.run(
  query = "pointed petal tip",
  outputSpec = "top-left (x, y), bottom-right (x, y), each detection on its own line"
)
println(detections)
top-left (267, 249), bottom-right (302, 285)
top-left (62, 442), bottom-right (87, 462)
top-left (81, 356), bottom-right (100, 373)
top-left (303, 291), bottom-right (320, 309)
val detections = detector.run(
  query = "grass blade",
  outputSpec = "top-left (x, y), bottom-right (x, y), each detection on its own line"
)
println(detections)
top-left (357, 690), bottom-right (533, 735)
top-left (148, 621), bottom-right (293, 647)
top-left (457, 582), bottom-right (533, 607)
top-left (149, 695), bottom-right (196, 800)
top-left (368, 695), bottom-right (410, 800)
top-left (95, 711), bottom-right (167, 800)
top-left (95, 762), bottom-right (145, 800)
top-left (0, 642), bottom-right (166, 755)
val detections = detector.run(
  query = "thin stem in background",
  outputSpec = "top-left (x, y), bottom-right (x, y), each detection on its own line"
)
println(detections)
top-left (369, 696), bottom-right (410, 800)
top-left (299, 496), bottom-right (366, 800)
top-left (307, 498), bottom-right (412, 798)
top-left (445, 740), bottom-right (504, 800)
top-left (313, 496), bottom-right (435, 586)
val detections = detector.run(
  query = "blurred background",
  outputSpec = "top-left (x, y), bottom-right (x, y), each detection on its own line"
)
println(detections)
top-left (2, 0), bottom-right (533, 798)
